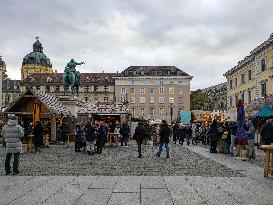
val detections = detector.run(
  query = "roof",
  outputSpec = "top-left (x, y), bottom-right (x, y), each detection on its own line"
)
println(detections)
top-left (21, 72), bottom-right (116, 85)
top-left (4, 89), bottom-right (74, 117)
top-left (251, 105), bottom-right (273, 119)
top-left (2, 79), bottom-right (21, 92)
top-left (117, 66), bottom-right (191, 77)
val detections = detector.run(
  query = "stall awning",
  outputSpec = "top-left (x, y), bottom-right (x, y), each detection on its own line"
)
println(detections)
top-left (250, 105), bottom-right (273, 120)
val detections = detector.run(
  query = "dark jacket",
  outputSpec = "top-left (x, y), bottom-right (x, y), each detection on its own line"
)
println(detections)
top-left (60, 122), bottom-right (69, 135)
top-left (120, 123), bottom-right (129, 138)
top-left (85, 122), bottom-right (96, 141)
top-left (133, 124), bottom-right (145, 142)
top-left (33, 122), bottom-right (44, 147)
top-left (208, 126), bottom-right (219, 142)
top-left (173, 123), bottom-right (179, 137)
top-left (74, 126), bottom-right (83, 142)
top-left (261, 122), bottom-right (273, 141)
top-left (159, 124), bottom-right (171, 144)
top-left (96, 126), bottom-right (105, 144)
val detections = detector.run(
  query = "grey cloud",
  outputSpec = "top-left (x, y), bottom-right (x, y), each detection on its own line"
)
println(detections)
top-left (0, 0), bottom-right (273, 90)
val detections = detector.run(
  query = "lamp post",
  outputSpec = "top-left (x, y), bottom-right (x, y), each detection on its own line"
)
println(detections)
top-left (170, 103), bottom-right (173, 124)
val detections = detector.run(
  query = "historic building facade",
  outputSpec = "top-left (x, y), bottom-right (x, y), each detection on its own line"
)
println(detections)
top-left (224, 33), bottom-right (273, 115)
top-left (21, 37), bottom-right (53, 80)
top-left (20, 72), bottom-right (115, 104)
top-left (114, 66), bottom-right (193, 121)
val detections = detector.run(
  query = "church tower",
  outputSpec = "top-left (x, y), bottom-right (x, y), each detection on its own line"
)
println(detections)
top-left (21, 37), bottom-right (53, 80)
top-left (0, 55), bottom-right (8, 80)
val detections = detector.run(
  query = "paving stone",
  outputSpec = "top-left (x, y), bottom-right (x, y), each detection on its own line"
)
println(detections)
top-left (108, 193), bottom-right (140, 205)
top-left (74, 189), bottom-right (112, 205)
top-left (141, 189), bottom-right (172, 205)
top-left (114, 176), bottom-right (141, 193)
top-left (88, 176), bottom-right (118, 189)
top-left (140, 176), bottom-right (165, 189)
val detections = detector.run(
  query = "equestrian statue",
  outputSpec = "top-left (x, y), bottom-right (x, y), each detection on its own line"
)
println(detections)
top-left (63, 59), bottom-right (84, 96)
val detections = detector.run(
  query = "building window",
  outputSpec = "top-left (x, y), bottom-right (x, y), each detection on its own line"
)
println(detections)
top-left (150, 97), bottom-right (154, 104)
top-left (169, 87), bottom-right (174, 94)
top-left (55, 86), bottom-right (60, 92)
top-left (261, 59), bottom-right (266, 71)
top-left (84, 96), bottom-right (88, 103)
top-left (104, 86), bottom-right (108, 92)
top-left (235, 78), bottom-right (238, 87)
top-left (104, 96), bottom-right (108, 103)
top-left (140, 97), bottom-right (145, 104)
top-left (84, 85), bottom-right (89, 92)
top-left (179, 80), bottom-right (183, 84)
top-left (248, 90), bottom-right (251, 103)
top-left (229, 80), bottom-right (233, 89)
top-left (241, 73), bottom-right (245, 84)
top-left (150, 108), bottom-right (155, 115)
top-left (140, 88), bottom-right (145, 94)
top-left (229, 97), bottom-right (233, 107)
top-left (130, 97), bottom-right (135, 104)
top-left (170, 81), bottom-right (174, 84)
top-left (149, 88), bottom-right (155, 94)
top-left (46, 86), bottom-right (50, 93)
top-left (160, 108), bottom-right (164, 115)
top-left (94, 86), bottom-right (99, 92)
top-left (235, 95), bottom-right (238, 104)
top-left (159, 87), bottom-right (164, 94)
top-left (121, 87), bottom-right (126, 94)
top-left (131, 107), bottom-right (135, 116)
top-left (141, 108), bottom-right (145, 116)
top-left (131, 80), bottom-right (135, 85)
top-left (241, 92), bottom-right (244, 103)
top-left (179, 88), bottom-right (183, 94)
top-left (179, 97), bottom-right (183, 104)
top-left (160, 81), bottom-right (164, 85)
top-left (94, 96), bottom-right (99, 103)
top-left (130, 88), bottom-right (135, 94)
top-left (169, 97), bottom-right (174, 103)
top-left (159, 97), bottom-right (164, 104)
top-left (248, 70), bottom-right (252, 81)
top-left (261, 82), bottom-right (267, 97)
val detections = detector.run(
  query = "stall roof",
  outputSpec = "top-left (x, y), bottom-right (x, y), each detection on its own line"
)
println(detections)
top-left (4, 89), bottom-right (74, 117)
top-left (251, 105), bottom-right (273, 119)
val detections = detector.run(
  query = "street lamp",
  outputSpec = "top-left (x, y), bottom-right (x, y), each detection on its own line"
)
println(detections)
top-left (170, 103), bottom-right (173, 123)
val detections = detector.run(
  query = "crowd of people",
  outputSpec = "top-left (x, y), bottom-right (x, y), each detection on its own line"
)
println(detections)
top-left (2, 113), bottom-right (273, 176)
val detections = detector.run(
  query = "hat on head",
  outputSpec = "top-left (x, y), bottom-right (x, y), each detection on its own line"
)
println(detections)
top-left (10, 116), bottom-right (18, 121)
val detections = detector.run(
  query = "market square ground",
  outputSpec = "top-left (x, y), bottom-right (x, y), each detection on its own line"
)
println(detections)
top-left (0, 143), bottom-right (273, 205)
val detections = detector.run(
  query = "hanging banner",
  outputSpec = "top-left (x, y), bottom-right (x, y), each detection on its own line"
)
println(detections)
top-left (180, 111), bottom-right (191, 124)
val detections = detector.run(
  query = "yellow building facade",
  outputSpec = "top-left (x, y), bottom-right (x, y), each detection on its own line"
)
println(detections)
top-left (224, 34), bottom-right (273, 115)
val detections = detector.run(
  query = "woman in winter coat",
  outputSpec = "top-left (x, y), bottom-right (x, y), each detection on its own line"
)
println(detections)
top-left (2, 116), bottom-right (24, 175)
top-left (33, 121), bottom-right (44, 152)
top-left (74, 124), bottom-right (83, 152)
top-left (84, 121), bottom-right (96, 155)
top-left (208, 120), bottom-right (220, 153)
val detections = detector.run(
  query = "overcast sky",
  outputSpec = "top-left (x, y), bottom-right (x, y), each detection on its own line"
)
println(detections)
top-left (1, 0), bottom-right (273, 90)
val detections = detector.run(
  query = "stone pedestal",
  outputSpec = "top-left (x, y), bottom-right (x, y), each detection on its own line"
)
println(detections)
top-left (58, 94), bottom-right (84, 117)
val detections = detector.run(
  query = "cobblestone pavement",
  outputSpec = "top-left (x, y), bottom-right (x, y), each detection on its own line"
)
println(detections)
top-left (0, 143), bottom-right (243, 177)
top-left (1, 143), bottom-right (273, 205)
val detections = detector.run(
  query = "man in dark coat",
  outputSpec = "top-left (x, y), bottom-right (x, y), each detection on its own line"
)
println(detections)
top-left (133, 121), bottom-right (145, 158)
top-left (33, 121), bottom-right (44, 152)
top-left (74, 124), bottom-right (83, 152)
top-left (60, 120), bottom-right (69, 143)
top-left (96, 122), bottom-right (104, 154)
top-left (261, 120), bottom-right (273, 145)
top-left (172, 122), bottom-right (179, 144)
top-left (156, 120), bottom-right (171, 158)
top-left (208, 120), bottom-right (220, 153)
top-left (120, 122), bottom-right (130, 146)
top-left (84, 121), bottom-right (96, 155)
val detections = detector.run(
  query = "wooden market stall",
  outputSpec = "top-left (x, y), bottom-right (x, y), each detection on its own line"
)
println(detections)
top-left (3, 89), bottom-right (74, 142)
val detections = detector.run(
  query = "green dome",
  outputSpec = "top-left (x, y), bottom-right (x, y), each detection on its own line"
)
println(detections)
top-left (22, 38), bottom-right (52, 68)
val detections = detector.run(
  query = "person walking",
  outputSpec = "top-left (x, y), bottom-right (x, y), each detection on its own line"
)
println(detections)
top-left (33, 121), bottom-right (44, 152)
top-left (246, 121), bottom-right (256, 159)
top-left (84, 121), bottom-right (96, 156)
top-left (208, 120), bottom-right (220, 153)
top-left (229, 122), bottom-right (237, 156)
top-left (120, 122), bottom-right (129, 147)
top-left (185, 125), bottom-right (192, 145)
top-left (96, 122), bottom-right (105, 154)
top-left (133, 121), bottom-right (145, 158)
top-left (74, 124), bottom-right (83, 152)
top-left (261, 119), bottom-right (273, 145)
top-left (156, 120), bottom-right (171, 158)
top-left (191, 123), bottom-right (197, 145)
top-left (172, 122), bottom-right (179, 144)
top-left (2, 116), bottom-right (24, 175)
top-left (60, 120), bottom-right (69, 144)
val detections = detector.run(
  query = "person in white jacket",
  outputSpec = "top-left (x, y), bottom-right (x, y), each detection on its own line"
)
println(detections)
top-left (2, 115), bottom-right (24, 175)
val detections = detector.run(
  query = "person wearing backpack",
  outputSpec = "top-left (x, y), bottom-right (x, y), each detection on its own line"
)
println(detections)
top-left (2, 115), bottom-right (24, 175)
